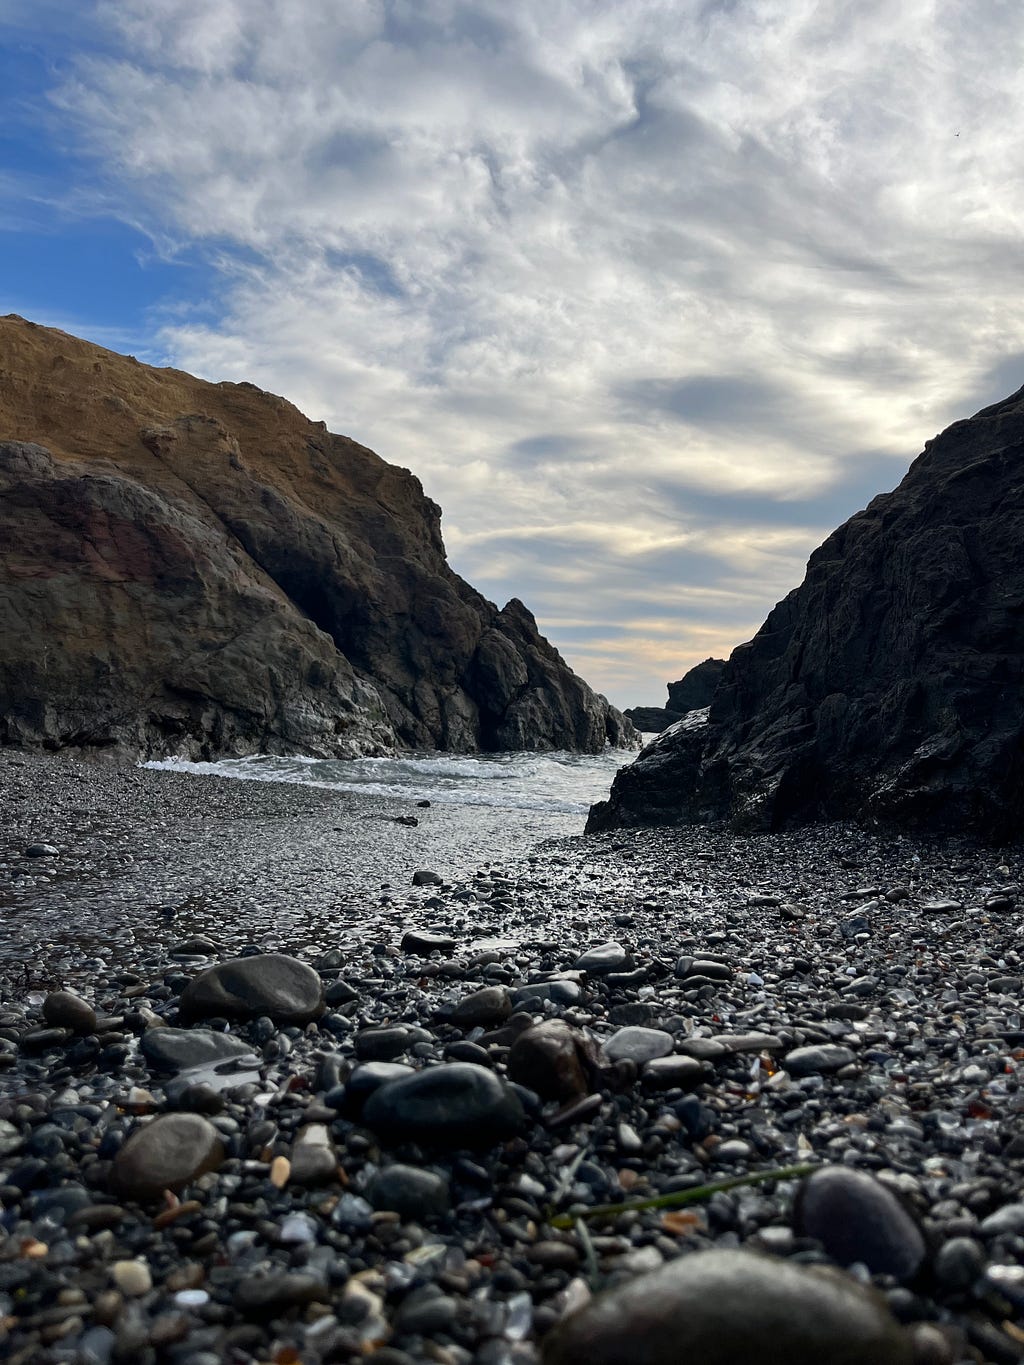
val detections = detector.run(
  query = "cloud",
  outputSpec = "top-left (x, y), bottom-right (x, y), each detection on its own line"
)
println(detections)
top-left (11, 0), bottom-right (1024, 705)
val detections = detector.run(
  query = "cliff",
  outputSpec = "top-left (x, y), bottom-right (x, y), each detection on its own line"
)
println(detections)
top-left (624, 658), bottom-right (725, 732)
top-left (0, 316), bottom-right (634, 759)
top-left (590, 387), bottom-right (1024, 840)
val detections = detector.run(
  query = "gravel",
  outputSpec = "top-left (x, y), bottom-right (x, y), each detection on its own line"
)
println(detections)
top-left (0, 749), bottom-right (1023, 1363)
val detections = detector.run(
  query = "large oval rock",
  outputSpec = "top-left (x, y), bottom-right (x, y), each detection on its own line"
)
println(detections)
top-left (140, 1028), bottom-right (258, 1072)
top-left (42, 990), bottom-right (97, 1034)
top-left (179, 954), bottom-right (324, 1024)
top-left (362, 1063), bottom-right (525, 1147)
top-left (111, 1113), bottom-right (225, 1200)
top-left (542, 1249), bottom-right (914, 1365)
top-left (794, 1166), bottom-right (926, 1280)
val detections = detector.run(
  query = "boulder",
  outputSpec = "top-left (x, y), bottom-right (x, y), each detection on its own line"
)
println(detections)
top-left (591, 388), bottom-right (1024, 840)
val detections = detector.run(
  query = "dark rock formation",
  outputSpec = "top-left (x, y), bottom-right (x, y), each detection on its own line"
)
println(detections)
top-left (0, 316), bottom-right (634, 757)
top-left (624, 658), bottom-right (725, 732)
top-left (591, 388), bottom-right (1024, 840)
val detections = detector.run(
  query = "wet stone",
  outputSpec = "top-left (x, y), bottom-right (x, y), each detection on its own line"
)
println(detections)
top-left (542, 1248), bottom-right (915, 1365)
top-left (179, 953), bottom-right (324, 1024)
top-left (289, 1124), bottom-right (338, 1185)
top-left (233, 1273), bottom-right (329, 1315)
top-left (507, 1020), bottom-right (590, 1101)
top-left (355, 1025), bottom-right (431, 1061)
top-left (641, 1055), bottom-right (704, 1090)
top-left (512, 980), bottom-right (582, 1009)
top-left (401, 929), bottom-right (457, 956)
top-left (362, 1062), bottom-right (525, 1147)
top-left (367, 1163), bottom-right (450, 1220)
top-left (603, 1027), bottom-right (673, 1064)
top-left (785, 1045), bottom-right (857, 1076)
top-left (140, 1027), bottom-right (257, 1072)
top-left (42, 991), bottom-right (97, 1034)
top-left (573, 942), bottom-right (632, 975)
top-left (111, 1113), bottom-right (226, 1201)
top-left (794, 1167), bottom-right (926, 1281)
top-left (447, 986), bottom-right (513, 1028)
top-left (412, 870), bottom-right (444, 886)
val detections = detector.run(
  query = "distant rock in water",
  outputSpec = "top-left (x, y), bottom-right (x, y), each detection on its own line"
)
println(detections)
top-left (624, 658), bottom-right (725, 732)
top-left (0, 316), bottom-right (634, 758)
top-left (591, 387), bottom-right (1024, 840)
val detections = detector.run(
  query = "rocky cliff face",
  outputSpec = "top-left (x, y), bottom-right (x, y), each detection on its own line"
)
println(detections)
top-left (0, 316), bottom-right (634, 759)
top-left (624, 658), bottom-right (725, 733)
top-left (591, 388), bottom-right (1024, 840)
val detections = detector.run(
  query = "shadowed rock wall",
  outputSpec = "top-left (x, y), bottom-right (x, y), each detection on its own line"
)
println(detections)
top-left (0, 316), bottom-right (634, 759)
top-left (591, 388), bottom-right (1024, 840)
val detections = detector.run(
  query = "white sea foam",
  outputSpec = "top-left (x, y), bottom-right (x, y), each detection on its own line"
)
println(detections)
top-left (143, 744), bottom-right (640, 814)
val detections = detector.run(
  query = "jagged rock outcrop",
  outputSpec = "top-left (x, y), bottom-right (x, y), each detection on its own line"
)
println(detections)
top-left (591, 388), bottom-right (1024, 840)
top-left (624, 658), bottom-right (725, 732)
top-left (0, 316), bottom-right (634, 758)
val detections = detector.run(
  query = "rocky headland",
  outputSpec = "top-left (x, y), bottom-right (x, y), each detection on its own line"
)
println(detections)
top-left (592, 387), bottom-right (1024, 841)
top-left (623, 658), bottom-right (726, 733)
top-left (0, 316), bottom-right (632, 760)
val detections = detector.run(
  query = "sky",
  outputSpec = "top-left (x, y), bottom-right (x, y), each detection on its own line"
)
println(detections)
top-left (3, 1), bottom-right (1024, 709)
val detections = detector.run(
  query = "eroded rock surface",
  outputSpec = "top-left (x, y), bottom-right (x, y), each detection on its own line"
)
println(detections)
top-left (593, 389), bottom-right (1024, 839)
top-left (0, 315), bottom-right (634, 759)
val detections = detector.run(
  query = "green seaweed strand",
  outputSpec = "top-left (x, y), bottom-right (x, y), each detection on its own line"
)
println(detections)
top-left (547, 1162), bottom-right (815, 1229)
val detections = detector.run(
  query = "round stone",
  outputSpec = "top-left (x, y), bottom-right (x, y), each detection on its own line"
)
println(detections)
top-left (784, 1045), bottom-right (857, 1076)
top-left (42, 991), bottom-right (97, 1034)
top-left (179, 953), bottom-right (324, 1024)
top-left (542, 1249), bottom-right (914, 1365)
top-left (603, 1027), bottom-right (673, 1064)
top-left (573, 942), bottom-right (632, 974)
top-left (641, 1055), bottom-right (704, 1090)
top-left (111, 1260), bottom-right (152, 1297)
top-left (362, 1062), bottom-right (525, 1147)
top-left (354, 1025), bottom-right (431, 1061)
top-left (367, 1164), bottom-right (450, 1219)
top-left (508, 1020), bottom-right (591, 1101)
top-left (794, 1167), bottom-right (926, 1280)
top-left (111, 1113), bottom-right (225, 1201)
top-left (448, 986), bottom-right (513, 1028)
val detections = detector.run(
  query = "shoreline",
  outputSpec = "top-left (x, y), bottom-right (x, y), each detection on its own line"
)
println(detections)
top-left (1, 748), bottom-right (1023, 1361)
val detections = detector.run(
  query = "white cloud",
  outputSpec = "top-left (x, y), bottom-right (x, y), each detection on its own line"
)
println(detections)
top-left (25, 0), bottom-right (1024, 703)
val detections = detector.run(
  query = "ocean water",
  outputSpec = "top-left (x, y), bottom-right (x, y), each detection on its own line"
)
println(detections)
top-left (143, 744), bottom-right (646, 815)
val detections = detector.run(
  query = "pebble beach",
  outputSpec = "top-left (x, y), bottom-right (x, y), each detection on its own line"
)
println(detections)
top-left (2, 750), bottom-right (1024, 1364)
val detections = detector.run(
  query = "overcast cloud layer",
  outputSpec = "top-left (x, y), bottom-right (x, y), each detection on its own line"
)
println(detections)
top-left (7, 0), bottom-right (1024, 706)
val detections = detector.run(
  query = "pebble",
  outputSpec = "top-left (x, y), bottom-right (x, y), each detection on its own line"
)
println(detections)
top-left (41, 991), bottom-right (97, 1033)
top-left (508, 1021), bottom-right (591, 1101)
top-left (111, 1113), bottom-right (226, 1200)
top-left (179, 953), bottom-right (324, 1024)
top-left (140, 1027), bottom-right (257, 1071)
top-left (603, 1026), bottom-right (673, 1064)
top-left (111, 1260), bottom-right (152, 1297)
top-left (784, 1044), bottom-right (858, 1076)
top-left (362, 1062), bottom-right (526, 1146)
top-left (794, 1167), bottom-right (926, 1280)
top-left (573, 942), bottom-right (632, 974)
top-left (367, 1164), bottom-right (451, 1219)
